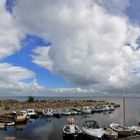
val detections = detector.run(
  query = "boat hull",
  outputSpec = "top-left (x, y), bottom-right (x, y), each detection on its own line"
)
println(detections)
top-left (63, 133), bottom-right (82, 140)
top-left (15, 118), bottom-right (26, 123)
top-left (82, 127), bottom-right (104, 139)
top-left (130, 126), bottom-right (140, 135)
top-left (110, 123), bottom-right (134, 137)
top-left (30, 114), bottom-right (38, 119)
top-left (104, 128), bottom-right (118, 139)
top-left (53, 113), bottom-right (61, 118)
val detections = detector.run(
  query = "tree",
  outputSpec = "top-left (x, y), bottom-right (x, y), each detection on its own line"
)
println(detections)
top-left (27, 96), bottom-right (35, 102)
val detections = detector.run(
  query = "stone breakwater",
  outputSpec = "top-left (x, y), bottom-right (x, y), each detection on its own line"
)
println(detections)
top-left (0, 98), bottom-right (120, 114)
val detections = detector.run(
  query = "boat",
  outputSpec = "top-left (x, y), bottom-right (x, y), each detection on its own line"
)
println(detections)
top-left (81, 106), bottom-right (91, 114)
top-left (72, 108), bottom-right (82, 113)
top-left (82, 120), bottom-right (104, 139)
top-left (104, 127), bottom-right (118, 139)
top-left (110, 91), bottom-right (135, 137)
top-left (27, 109), bottom-right (38, 118)
top-left (0, 122), bottom-right (6, 129)
top-left (130, 125), bottom-right (140, 135)
top-left (61, 109), bottom-right (71, 116)
top-left (53, 110), bottom-right (61, 118)
top-left (63, 118), bottom-right (82, 139)
top-left (20, 110), bottom-right (30, 119)
top-left (69, 109), bottom-right (78, 115)
top-left (103, 105), bottom-right (110, 111)
top-left (42, 108), bottom-right (53, 117)
top-left (5, 121), bottom-right (15, 126)
top-left (0, 118), bottom-right (15, 126)
top-left (15, 112), bottom-right (27, 123)
top-left (91, 106), bottom-right (103, 113)
top-left (110, 105), bottom-right (115, 111)
top-left (110, 123), bottom-right (134, 136)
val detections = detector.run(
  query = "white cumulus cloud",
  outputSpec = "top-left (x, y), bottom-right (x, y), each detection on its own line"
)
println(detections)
top-left (0, 0), bottom-right (46, 96)
top-left (10, 0), bottom-right (140, 93)
top-left (0, 0), bottom-right (22, 59)
top-left (0, 63), bottom-right (44, 96)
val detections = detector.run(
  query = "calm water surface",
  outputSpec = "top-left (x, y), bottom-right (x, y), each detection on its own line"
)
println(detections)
top-left (0, 97), bottom-right (140, 140)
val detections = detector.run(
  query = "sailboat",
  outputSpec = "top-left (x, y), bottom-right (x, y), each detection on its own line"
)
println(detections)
top-left (110, 91), bottom-right (135, 137)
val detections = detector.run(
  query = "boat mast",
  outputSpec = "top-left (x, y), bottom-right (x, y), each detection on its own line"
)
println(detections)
top-left (123, 90), bottom-right (126, 126)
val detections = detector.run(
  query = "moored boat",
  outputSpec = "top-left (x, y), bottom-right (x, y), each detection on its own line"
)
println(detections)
top-left (27, 109), bottom-right (38, 118)
top-left (104, 127), bottom-right (118, 139)
top-left (63, 118), bottom-right (82, 139)
top-left (42, 108), bottom-right (53, 117)
top-left (110, 123), bottom-right (134, 136)
top-left (5, 121), bottom-right (15, 126)
top-left (82, 120), bottom-right (104, 139)
top-left (103, 105), bottom-right (110, 111)
top-left (69, 109), bottom-right (78, 115)
top-left (130, 125), bottom-right (140, 135)
top-left (81, 106), bottom-right (91, 114)
top-left (61, 109), bottom-right (71, 116)
top-left (20, 110), bottom-right (30, 119)
top-left (53, 110), bottom-right (61, 118)
top-left (0, 122), bottom-right (6, 129)
top-left (0, 117), bottom-right (15, 126)
top-left (15, 112), bottom-right (26, 123)
top-left (91, 106), bottom-right (103, 113)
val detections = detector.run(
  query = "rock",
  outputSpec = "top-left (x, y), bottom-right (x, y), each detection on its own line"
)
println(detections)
top-left (4, 136), bottom-right (16, 140)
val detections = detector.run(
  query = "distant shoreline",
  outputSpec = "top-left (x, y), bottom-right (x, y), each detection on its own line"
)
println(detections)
top-left (0, 95), bottom-right (139, 102)
top-left (0, 98), bottom-right (120, 115)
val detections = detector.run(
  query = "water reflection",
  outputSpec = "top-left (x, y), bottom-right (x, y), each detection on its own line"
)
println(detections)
top-left (0, 97), bottom-right (140, 140)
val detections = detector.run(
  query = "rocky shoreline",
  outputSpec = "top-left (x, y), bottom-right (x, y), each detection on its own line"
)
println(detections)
top-left (0, 98), bottom-right (120, 114)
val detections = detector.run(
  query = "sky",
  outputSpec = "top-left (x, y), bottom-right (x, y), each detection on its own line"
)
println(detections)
top-left (0, 0), bottom-right (140, 96)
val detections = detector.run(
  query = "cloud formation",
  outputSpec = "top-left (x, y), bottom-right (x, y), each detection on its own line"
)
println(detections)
top-left (0, 63), bottom-right (43, 96)
top-left (0, 0), bottom-right (22, 59)
top-left (1, 0), bottom-right (140, 94)
top-left (0, 0), bottom-right (44, 96)
top-left (16, 0), bottom-right (140, 92)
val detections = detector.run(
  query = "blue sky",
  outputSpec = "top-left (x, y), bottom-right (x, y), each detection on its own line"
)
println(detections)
top-left (1, 0), bottom-right (140, 96)
top-left (1, 33), bottom-right (69, 89)
top-left (3, 1), bottom-right (70, 89)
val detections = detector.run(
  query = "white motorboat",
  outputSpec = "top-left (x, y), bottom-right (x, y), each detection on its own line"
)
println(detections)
top-left (61, 109), bottom-right (71, 116)
top-left (130, 125), bottom-right (140, 135)
top-left (91, 106), bottom-right (103, 113)
top-left (42, 108), bottom-right (53, 117)
top-left (63, 118), bottom-right (82, 138)
top-left (82, 120), bottom-right (104, 139)
top-left (110, 105), bottom-right (115, 110)
top-left (110, 123), bottom-right (134, 136)
top-left (52, 110), bottom-right (61, 118)
top-left (69, 109), bottom-right (78, 115)
top-left (27, 109), bottom-right (38, 118)
top-left (81, 106), bottom-right (91, 114)
top-left (104, 127), bottom-right (118, 139)
top-left (103, 105), bottom-right (110, 111)
top-left (5, 121), bottom-right (15, 126)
